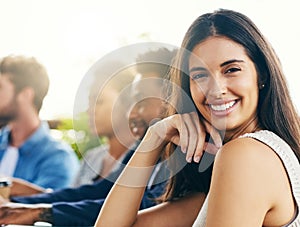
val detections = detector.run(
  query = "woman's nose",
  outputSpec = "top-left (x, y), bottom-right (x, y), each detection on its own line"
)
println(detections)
top-left (207, 76), bottom-right (227, 97)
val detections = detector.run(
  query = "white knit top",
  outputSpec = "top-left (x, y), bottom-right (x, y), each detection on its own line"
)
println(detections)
top-left (193, 130), bottom-right (300, 226)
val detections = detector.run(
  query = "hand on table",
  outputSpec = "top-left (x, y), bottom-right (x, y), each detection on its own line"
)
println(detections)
top-left (0, 202), bottom-right (52, 225)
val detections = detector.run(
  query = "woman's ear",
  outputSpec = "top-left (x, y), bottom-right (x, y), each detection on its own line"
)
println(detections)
top-left (259, 83), bottom-right (265, 90)
top-left (258, 75), bottom-right (267, 90)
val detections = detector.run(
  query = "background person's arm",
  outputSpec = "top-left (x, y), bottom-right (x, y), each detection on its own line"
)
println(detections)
top-left (11, 177), bottom-right (114, 204)
top-left (10, 178), bottom-right (52, 197)
top-left (0, 202), bottom-right (52, 225)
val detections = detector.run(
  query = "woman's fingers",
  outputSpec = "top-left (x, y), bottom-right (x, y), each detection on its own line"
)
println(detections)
top-left (203, 142), bottom-right (220, 155)
top-left (188, 115), bottom-right (223, 162)
top-left (151, 112), bottom-right (222, 163)
top-left (153, 115), bottom-right (183, 148)
top-left (203, 120), bottom-right (223, 148)
top-left (180, 113), bottom-right (199, 162)
top-left (189, 112), bottom-right (206, 163)
top-left (177, 114), bottom-right (189, 154)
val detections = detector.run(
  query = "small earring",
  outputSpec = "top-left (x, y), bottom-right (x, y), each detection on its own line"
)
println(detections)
top-left (259, 84), bottom-right (265, 89)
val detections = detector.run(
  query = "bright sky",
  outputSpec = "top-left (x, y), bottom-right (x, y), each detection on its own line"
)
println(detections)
top-left (1, 0), bottom-right (299, 119)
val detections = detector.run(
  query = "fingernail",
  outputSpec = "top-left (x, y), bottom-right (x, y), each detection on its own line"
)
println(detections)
top-left (194, 156), bottom-right (200, 163)
top-left (187, 156), bottom-right (192, 163)
top-left (182, 147), bottom-right (186, 153)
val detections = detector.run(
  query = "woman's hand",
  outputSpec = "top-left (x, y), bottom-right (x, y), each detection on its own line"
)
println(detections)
top-left (149, 112), bottom-right (223, 163)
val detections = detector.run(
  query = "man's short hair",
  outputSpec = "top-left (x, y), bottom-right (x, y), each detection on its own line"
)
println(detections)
top-left (135, 47), bottom-right (177, 78)
top-left (0, 55), bottom-right (49, 112)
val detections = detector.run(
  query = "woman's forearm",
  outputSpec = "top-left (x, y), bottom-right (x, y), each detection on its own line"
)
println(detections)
top-left (95, 128), bottom-right (167, 227)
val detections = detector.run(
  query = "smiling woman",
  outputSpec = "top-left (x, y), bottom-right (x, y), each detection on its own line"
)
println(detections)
top-left (95, 9), bottom-right (300, 227)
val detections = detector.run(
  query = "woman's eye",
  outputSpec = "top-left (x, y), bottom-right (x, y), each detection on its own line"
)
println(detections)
top-left (225, 67), bottom-right (241, 74)
top-left (191, 73), bottom-right (207, 80)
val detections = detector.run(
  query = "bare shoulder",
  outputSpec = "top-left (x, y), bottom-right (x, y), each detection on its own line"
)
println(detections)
top-left (212, 136), bottom-right (290, 204)
top-left (215, 136), bottom-right (281, 170)
top-left (207, 136), bottom-right (295, 226)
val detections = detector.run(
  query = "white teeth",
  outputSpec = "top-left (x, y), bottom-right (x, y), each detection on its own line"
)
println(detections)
top-left (210, 101), bottom-right (235, 111)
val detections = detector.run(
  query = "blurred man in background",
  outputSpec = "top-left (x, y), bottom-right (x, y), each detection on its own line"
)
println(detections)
top-left (0, 55), bottom-right (79, 190)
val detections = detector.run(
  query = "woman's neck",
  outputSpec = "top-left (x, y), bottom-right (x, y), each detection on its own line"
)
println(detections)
top-left (223, 116), bottom-right (261, 144)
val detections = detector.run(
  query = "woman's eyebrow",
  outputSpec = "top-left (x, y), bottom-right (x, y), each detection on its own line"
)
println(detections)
top-left (220, 59), bottom-right (244, 67)
top-left (189, 66), bottom-right (207, 73)
top-left (189, 59), bottom-right (245, 74)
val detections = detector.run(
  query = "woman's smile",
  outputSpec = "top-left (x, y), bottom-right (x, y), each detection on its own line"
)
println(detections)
top-left (208, 99), bottom-right (238, 116)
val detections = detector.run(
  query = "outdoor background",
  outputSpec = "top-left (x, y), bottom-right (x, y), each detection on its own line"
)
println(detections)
top-left (1, 0), bottom-right (299, 156)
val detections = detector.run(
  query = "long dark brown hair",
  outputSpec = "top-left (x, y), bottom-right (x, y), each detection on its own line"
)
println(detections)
top-left (162, 8), bottom-right (300, 201)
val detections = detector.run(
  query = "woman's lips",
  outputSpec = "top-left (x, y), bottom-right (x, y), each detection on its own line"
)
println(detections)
top-left (208, 100), bottom-right (238, 116)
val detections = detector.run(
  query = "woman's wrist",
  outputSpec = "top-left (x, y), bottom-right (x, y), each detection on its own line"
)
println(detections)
top-left (140, 126), bottom-right (167, 150)
top-left (115, 126), bottom-right (167, 188)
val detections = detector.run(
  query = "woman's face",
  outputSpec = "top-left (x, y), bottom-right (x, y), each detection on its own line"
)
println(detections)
top-left (189, 36), bottom-right (259, 137)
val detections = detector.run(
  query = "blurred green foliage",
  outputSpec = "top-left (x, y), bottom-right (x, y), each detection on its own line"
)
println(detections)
top-left (49, 112), bottom-right (106, 159)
